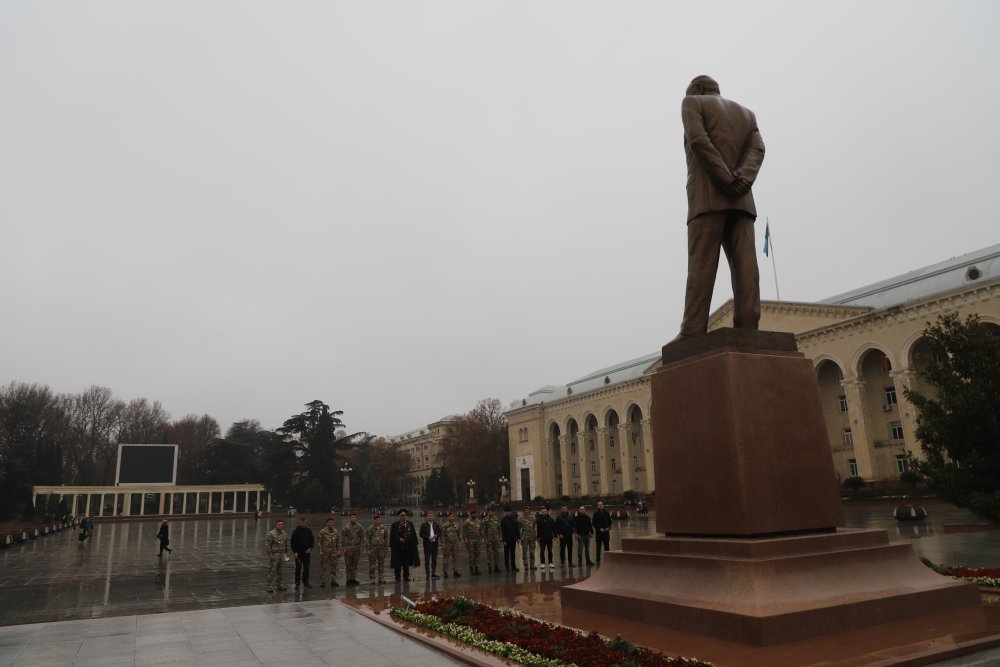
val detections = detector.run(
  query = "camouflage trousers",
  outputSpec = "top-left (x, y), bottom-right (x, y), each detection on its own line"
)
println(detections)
top-left (319, 551), bottom-right (338, 585)
top-left (266, 555), bottom-right (285, 591)
top-left (344, 548), bottom-right (361, 581)
top-left (484, 540), bottom-right (501, 571)
top-left (368, 551), bottom-right (386, 582)
top-left (465, 541), bottom-right (481, 569)
top-left (442, 542), bottom-right (460, 573)
top-left (520, 538), bottom-right (536, 567)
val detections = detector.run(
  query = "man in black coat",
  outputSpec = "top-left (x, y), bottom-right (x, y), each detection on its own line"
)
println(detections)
top-left (290, 516), bottom-right (315, 588)
top-left (499, 506), bottom-right (520, 572)
top-left (418, 511), bottom-right (441, 579)
top-left (592, 500), bottom-right (613, 564)
top-left (389, 510), bottom-right (419, 582)
top-left (535, 507), bottom-right (556, 568)
top-left (554, 506), bottom-right (575, 567)
top-left (574, 505), bottom-right (594, 567)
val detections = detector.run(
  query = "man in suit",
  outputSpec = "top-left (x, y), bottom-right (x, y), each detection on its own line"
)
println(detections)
top-left (672, 75), bottom-right (765, 343)
top-left (418, 511), bottom-right (441, 579)
top-left (389, 510), bottom-right (419, 582)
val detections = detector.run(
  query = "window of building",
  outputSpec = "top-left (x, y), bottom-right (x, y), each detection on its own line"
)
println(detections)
top-left (884, 386), bottom-right (898, 407)
top-left (557, 482), bottom-right (563, 496)
top-left (632, 432), bottom-right (638, 445)
top-left (571, 463), bottom-right (577, 476)
top-left (609, 435), bottom-right (615, 447)
top-left (590, 461), bottom-right (596, 473)
top-left (842, 428), bottom-right (853, 447)
top-left (612, 479), bottom-right (617, 492)
top-left (896, 454), bottom-right (910, 474)
top-left (592, 481), bottom-right (599, 494)
top-left (611, 458), bottom-right (617, 471)
top-left (570, 442), bottom-right (576, 454)
top-left (634, 478), bottom-right (641, 491)
top-left (589, 439), bottom-right (595, 451)
top-left (890, 421), bottom-right (904, 440)
top-left (633, 455), bottom-right (639, 469)
top-left (848, 458), bottom-right (859, 477)
top-left (573, 483), bottom-right (579, 494)
top-left (838, 395), bottom-right (848, 412)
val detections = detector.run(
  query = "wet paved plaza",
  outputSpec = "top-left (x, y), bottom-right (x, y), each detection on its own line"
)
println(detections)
top-left (1, 501), bottom-right (999, 665)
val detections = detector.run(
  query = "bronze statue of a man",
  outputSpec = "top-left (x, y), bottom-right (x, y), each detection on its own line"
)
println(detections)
top-left (671, 75), bottom-right (765, 343)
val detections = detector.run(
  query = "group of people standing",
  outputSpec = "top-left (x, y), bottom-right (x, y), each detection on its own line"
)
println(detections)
top-left (263, 502), bottom-right (616, 592)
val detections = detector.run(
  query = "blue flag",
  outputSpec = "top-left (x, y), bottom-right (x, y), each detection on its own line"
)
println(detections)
top-left (763, 222), bottom-right (771, 257)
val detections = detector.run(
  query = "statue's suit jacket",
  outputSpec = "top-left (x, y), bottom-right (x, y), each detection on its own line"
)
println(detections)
top-left (682, 94), bottom-right (765, 222)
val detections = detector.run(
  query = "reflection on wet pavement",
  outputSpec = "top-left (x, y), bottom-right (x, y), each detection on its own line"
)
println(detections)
top-left (2, 501), bottom-right (998, 627)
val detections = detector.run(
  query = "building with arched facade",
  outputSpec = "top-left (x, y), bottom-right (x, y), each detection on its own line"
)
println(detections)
top-left (505, 243), bottom-right (1000, 501)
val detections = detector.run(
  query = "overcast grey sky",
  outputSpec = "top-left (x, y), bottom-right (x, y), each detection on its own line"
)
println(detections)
top-left (3, 1), bottom-right (998, 437)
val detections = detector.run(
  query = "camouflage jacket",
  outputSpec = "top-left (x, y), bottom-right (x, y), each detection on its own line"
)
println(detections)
top-left (318, 526), bottom-right (340, 554)
top-left (462, 518), bottom-right (482, 543)
top-left (367, 523), bottom-right (389, 553)
top-left (518, 514), bottom-right (537, 540)
top-left (441, 521), bottom-right (462, 546)
top-left (342, 523), bottom-right (366, 550)
top-left (265, 527), bottom-right (289, 556)
top-left (481, 516), bottom-right (501, 542)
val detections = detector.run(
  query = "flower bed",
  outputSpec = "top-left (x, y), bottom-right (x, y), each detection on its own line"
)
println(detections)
top-left (390, 596), bottom-right (712, 667)
top-left (922, 557), bottom-right (1000, 587)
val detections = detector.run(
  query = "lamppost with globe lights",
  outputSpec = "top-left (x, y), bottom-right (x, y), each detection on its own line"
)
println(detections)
top-left (340, 463), bottom-right (353, 511)
top-left (498, 476), bottom-right (509, 504)
top-left (467, 479), bottom-right (477, 507)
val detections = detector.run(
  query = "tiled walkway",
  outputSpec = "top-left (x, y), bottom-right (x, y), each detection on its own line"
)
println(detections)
top-left (0, 600), bottom-right (464, 667)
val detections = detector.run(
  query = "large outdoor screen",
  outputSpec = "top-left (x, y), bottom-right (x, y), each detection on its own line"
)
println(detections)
top-left (115, 444), bottom-right (178, 485)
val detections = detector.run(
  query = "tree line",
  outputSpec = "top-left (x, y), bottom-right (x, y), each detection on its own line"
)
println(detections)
top-left (0, 383), bottom-right (510, 520)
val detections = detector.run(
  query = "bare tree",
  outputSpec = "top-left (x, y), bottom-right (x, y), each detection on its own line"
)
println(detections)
top-left (169, 414), bottom-right (222, 483)
top-left (64, 386), bottom-right (124, 485)
top-left (440, 398), bottom-right (509, 502)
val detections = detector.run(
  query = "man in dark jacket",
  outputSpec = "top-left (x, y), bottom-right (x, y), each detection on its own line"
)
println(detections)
top-left (535, 507), bottom-right (556, 568)
top-left (290, 517), bottom-right (315, 588)
top-left (499, 506), bottom-right (520, 572)
top-left (389, 509), bottom-right (419, 582)
top-left (418, 511), bottom-right (441, 579)
top-left (554, 506), bottom-right (575, 567)
top-left (574, 505), bottom-right (594, 567)
top-left (592, 500), bottom-right (613, 564)
top-left (155, 519), bottom-right (172, 557)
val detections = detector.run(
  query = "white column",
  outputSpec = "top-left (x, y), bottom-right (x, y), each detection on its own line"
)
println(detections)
top-left (140, 493), bottom-right (146, 516)
top-left (182, 493), bottom-right (187, 515)
top-left (640, 418), bottom-right (655, 492)
top-left (267, 493), bottom-right (272, 513)
top-left (617, 423), bottom-right (630, 493)
top-left (72, 494), bottom-right (79, 517)
top-left (195, 492), bottom-right (200, 514)
top-left (158, 494), bottom-right (165, 515)
top-left (596, 427), bottom-right (610, 495)
top-left (123, 493), bottom-right (131, 517)
top-left (842, 378), bottom-right (877, 479)
top-left (98, 494), bottom-right (104, 517)
top-left (244, 491), bottom-right (250, 513)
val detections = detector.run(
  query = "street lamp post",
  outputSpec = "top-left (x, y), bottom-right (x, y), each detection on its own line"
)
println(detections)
top-left (467, 479), bottom-right (477, 507)
top-left (498, 476), bottom-right (509, 504)
top-left (340, 463), bottom-right (353, 511)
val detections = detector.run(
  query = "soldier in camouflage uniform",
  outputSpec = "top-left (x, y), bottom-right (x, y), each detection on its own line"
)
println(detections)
top-left (317, 517), bottom-right (340, 587)
top-left (462, 509), bottom-right (483, 576)
top-left (341, 512), bottom-right (366, 586)
top-left (441, 511), bottom-right (463, 578)
top-left (264, 519), bottom-right (290, 592)
top-left (481, 508), bottom-right (502, 574)
top-left (518, 506), bottom-right (538, 570)
top-left (367, 514), bottom-right (389, 583)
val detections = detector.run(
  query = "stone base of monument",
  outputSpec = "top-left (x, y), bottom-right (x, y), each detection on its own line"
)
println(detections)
top-left (561, 329), bottom-right (986, 650)
top-left (561, 529), bottom-right (982, 646)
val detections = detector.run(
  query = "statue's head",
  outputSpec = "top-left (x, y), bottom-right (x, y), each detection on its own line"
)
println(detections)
top-left (686, 75), bottom-right (720, 96)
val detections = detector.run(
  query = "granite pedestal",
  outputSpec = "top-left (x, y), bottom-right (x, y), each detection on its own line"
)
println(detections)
top-left (561, 329), bottom-right (982, 647)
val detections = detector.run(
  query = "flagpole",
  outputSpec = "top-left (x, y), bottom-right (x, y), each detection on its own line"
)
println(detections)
top-left (767, 217), bottom-right (781, 301)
